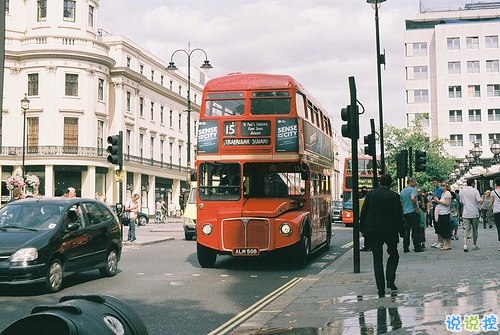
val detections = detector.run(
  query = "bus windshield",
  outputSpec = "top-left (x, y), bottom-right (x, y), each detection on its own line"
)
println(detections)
top-left (198, 162), bottom-right (307, 201)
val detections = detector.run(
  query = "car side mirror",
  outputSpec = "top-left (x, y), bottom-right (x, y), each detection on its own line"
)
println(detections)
top-left (66, 223), bottom-right (80, 231)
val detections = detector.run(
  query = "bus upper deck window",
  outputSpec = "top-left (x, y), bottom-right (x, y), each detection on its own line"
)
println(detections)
top-left (251, 91), bottom-right (290, 115)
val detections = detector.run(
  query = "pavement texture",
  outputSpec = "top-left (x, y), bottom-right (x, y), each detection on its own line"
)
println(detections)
top-left (122, 220), bottom-right (500, 334)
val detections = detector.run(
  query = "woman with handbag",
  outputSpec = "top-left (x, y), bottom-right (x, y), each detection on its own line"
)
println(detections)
top-left (125, 193), bottom-right (140, 242)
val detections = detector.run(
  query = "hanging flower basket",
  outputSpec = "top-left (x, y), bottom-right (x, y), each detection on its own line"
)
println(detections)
top-left (6, 175), bottom-right (24, 192)
top-left (25, 174), bottom-right (40, 193)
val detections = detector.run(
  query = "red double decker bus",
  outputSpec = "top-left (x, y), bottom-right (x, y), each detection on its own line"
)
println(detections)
top-left (341, 156), bottom-right (377, 226)
top-left (195, 73), bottom-right (334, 268)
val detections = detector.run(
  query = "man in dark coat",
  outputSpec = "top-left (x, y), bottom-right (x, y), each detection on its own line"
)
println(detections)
top-left (360, 174), bottom-right (404, 297)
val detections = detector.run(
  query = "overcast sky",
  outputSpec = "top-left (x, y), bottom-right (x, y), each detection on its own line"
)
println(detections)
top-left (99, 0), bottom-right (470, 140)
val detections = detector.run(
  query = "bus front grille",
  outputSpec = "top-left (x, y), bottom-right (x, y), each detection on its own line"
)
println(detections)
top-left (221, 218), bottom-right (270, 251)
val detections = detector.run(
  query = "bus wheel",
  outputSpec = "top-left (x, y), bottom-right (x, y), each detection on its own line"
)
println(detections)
top-left (294, 232), bottom-right (310, 268)
top-left (197, 243), bottom-right (217, 268)
top-left (324, 221), bottom-right (332, 251)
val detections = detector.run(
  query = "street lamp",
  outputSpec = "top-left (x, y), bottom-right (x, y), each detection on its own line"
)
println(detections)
top-left (166, 47), bottom-right (212, 179)
top-left (470, 142), bottom-right (483, 166)
top-left (367, 0), bottom-right (387, 174)
top-left (20, 94), bottom-right (30, 178)
top-left (490, 138), bottom-right (500, 164)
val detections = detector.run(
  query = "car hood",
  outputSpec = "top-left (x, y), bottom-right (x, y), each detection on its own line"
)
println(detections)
top-left (0, 230), bottom-right (52, 255)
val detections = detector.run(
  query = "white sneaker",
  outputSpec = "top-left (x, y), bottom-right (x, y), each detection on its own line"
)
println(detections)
top-left (473, 245), bottom-right (480, 250)
top-left (436, 243), bottom-right (442, 249)
top-left (464, 245), bottom-right (468, 252)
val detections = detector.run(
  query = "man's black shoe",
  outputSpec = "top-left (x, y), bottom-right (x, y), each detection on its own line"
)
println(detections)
top-left (414, 248), bottom-right (424, 252)
top-left (387, 282), bottom-right (398, 291)
top-left (378, 290), bottom-right (385, 298)
top-left (360, 246), bottom-right (372, 251)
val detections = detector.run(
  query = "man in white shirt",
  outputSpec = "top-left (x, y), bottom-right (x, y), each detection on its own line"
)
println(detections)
top-left (460, 179), bottom-right (482, 252)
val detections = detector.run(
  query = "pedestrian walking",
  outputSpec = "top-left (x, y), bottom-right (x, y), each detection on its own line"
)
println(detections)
top-left (400, 177), bottom-right (423, 252)
top-left (433, 182), bottom-right (452, 250)
top-left (125, 193), bottom-right (140, 242)
top-left (488, 177), bottom-right (500, 251)
top-left (460, 179), bottom-right (482, 252)
top-left (430, 178), bottom-right (444, 248)
top-left (360, 174), bottom-right (404, 298)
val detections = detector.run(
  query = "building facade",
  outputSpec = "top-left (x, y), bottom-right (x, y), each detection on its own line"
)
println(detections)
top-left (1, 0), bottom-right (205, 215)
top-left (405, 2), bottom-right (500, 162)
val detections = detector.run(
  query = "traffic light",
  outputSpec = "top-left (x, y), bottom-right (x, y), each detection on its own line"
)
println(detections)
top-left (341, 104), bottom-right (358, 139)
top-left (415, 150), bottom-right (427, 172)
top-left (107, 132), bottom-right (123, 168)
top-left (397, 149), bottom-right (408, 178)
top-left (364, 133), bottom-right (376, 157)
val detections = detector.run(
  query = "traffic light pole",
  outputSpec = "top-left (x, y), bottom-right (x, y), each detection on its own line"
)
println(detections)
top-left (348, 76), bottom-right (361, 274)
top-left (369, 118), bottom-right (378, 188)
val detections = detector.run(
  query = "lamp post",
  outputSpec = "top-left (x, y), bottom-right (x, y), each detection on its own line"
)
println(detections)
top-left (470, 142), bottom-right (483, 166)
top-left (166, 47), bottom-right (212, 180)
top-left (367, 0), bottom-right (387, 174)
top-left (20, 94), bottom-right (30, 178)
top-left (490, 138), bottom-right (500, 164)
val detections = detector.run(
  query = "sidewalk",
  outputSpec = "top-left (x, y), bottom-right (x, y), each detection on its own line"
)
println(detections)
top-left (121, 217), bottom-right (185, 246)
top-left (231, 226), bottom-right (500, 334)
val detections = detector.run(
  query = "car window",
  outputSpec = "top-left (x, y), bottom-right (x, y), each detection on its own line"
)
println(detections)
top-left (0, 204), bottom-right (63, 230)
top-left (66, 204), bottom-right (87, 228)
top-left (97, 202), bottom-right (115, 221)
top-left (81, 202), bottom-right (108, 226)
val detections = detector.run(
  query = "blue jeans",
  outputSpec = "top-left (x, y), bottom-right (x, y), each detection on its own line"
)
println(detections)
top-left (403, 212), bottom-right (421, 251)
top-left (128, 218), bottom-right (136, 241)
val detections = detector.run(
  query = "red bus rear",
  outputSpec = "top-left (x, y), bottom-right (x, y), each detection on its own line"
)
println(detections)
top-left (196, 73), bottom-right (334, 268)
top-left (341, 156), bottom-right (377, 226)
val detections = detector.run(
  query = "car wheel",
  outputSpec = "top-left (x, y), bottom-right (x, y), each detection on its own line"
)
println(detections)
top-left (138, 215), bottom-right (148, 226)
top-left (197, 243), bottom-right (217, 268)
top-left (100, 249), bottom-right (119, 277)
top-left (46, 259), bottom-right (64, 293)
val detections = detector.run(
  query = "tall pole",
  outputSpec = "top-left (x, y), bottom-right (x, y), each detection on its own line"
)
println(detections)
top-left (374, 0), bottom-right (386, 174)
top-left (167, 47), bottom-right (212, 184)
top-left (20, 94), bottom-right (30, 178)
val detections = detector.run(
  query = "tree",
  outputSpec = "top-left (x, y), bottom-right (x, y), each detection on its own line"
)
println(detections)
top-left (383, 123), bottom-right (457, 192)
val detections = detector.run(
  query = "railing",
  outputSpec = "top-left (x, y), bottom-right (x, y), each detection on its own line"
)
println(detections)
top-left (0, 146), bottom-right (188, 173)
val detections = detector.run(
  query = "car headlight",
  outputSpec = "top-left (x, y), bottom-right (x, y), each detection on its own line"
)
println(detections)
top-left (201, 224), bottom-right (213, 236)
top-left (11, 248), bottom-right (38, 262)
top-left (279, 223), bottom-right (293, 236)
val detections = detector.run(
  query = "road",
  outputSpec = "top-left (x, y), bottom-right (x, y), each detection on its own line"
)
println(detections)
top-left (0, 223), bottom-right (353, 334)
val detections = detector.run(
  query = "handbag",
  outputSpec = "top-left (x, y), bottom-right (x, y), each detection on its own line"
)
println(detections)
top-left (120, 211), bottom-right (130, 226)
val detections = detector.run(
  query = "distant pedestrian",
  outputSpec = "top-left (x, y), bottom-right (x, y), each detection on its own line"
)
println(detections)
top-left (417, 189), bottom-right (429, 250)
top-left (481, 190), bottom-right (491, 229)
top-left (62, 187), bottom-right (77, 198)
top-left (460, 179), bottom-right (482, 252)
top-left (488, 177), bottom-right (500, 250)
top-left (430, 178), bottom-right (444, 248)
top-left (125, 193), bottom-right (140, 242)
top-left (400, 177), bottom-right (423, 253)
top-left (433, 182), bottom-right (452, 250)
top-left (450, 191), bottom-right (460, 240)
top-left (10, 188), bottom-right (24, 202)
top-left (360, 174), bottom-right (404, 298)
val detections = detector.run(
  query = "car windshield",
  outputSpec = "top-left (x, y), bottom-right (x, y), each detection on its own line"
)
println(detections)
top-left (0, 204), bottom-right (64, 230)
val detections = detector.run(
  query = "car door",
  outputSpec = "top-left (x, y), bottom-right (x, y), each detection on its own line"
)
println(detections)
top-left (60, 203), bottom-right (92, 272)
top-left (80, 201), bottom-right (113, 266)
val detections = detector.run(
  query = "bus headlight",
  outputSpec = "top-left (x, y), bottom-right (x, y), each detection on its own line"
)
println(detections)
top-left (279, 223), bottom-right (293, 236)
top-left (201, 224), bottom-right (213, 236)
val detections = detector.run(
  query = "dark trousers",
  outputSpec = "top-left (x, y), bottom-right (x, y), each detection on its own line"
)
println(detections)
top-left (371, 240), bottom-right (399, 291)
top-left (403, 212), bottom-right (421, 251)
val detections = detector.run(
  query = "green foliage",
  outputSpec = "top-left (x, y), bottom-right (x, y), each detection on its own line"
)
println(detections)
top-left (383, 123), bottom-right (457, 192)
